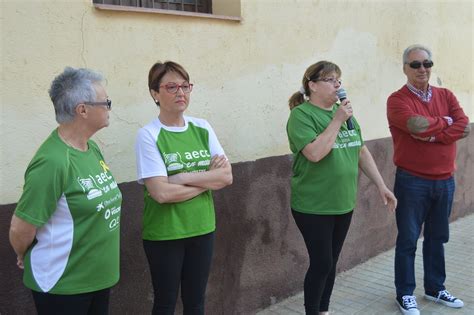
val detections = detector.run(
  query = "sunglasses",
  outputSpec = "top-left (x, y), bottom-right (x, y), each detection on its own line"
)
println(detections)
top-left (407, 60), bottom-right (434, 69)
top-left (84, 99), bottom-right (112, 110)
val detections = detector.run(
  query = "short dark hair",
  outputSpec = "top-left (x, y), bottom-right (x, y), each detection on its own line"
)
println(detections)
top-left (148, 61), bottom-right (190, 92)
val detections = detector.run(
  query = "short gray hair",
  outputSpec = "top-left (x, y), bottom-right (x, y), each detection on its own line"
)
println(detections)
top-left (49, 67), bottom-right (104, 123)
top-left (402, 44), bottom-right (433, 64)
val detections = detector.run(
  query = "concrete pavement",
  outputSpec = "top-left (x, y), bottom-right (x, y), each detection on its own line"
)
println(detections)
top-left (257, 214), bottom-right (474, 315)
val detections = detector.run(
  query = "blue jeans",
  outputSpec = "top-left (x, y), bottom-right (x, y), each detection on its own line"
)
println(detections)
top-left (394, 168), bottom-right (454, 298)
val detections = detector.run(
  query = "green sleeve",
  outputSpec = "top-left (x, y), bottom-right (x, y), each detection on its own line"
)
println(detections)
top-left (287, 107), bottom-right (318, 153)
top-left (15, 153), bottom-right (66, 227)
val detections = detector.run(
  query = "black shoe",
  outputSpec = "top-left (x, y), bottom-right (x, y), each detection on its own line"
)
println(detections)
top-left (424, 290), bottom-right (464, 308)
top-left (396, 295), bottom-right (420, 315)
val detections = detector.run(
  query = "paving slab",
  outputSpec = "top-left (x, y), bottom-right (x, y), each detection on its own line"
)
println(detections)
top-left (257, 214), bottom-right (474, 314)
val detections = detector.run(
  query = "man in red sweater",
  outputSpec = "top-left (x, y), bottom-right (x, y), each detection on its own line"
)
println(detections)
top-left (387, 44), bottom-right (470, 315)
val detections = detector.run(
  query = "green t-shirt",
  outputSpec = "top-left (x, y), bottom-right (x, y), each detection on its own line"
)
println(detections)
top-left (286, 102), bottom-right (363, 215)
top-left (15, 129), bottom-right (122, 294)
top-left (135, 116), bottom-right (225, 240)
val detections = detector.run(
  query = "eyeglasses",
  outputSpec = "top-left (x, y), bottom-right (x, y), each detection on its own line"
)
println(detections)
top-left (315, 77), bottom-right (342, 85)
top-left (406, 60), bottom-right (434, 69)
top-left (159, 82), bottom-right (193, 94)
top-left (84, 99), bottom-right (112, 110)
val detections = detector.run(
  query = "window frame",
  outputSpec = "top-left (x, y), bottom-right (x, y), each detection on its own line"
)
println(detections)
top-left (92, 0), bottom-right (242, 22)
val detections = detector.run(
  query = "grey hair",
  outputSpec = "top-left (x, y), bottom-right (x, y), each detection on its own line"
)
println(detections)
top-left (48, 67), bottom-right (104, 123)
top-left (402, 44), bottom-right (433, 64)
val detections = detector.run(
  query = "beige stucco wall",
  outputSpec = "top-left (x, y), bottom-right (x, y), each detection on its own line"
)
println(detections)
top-left (1, 0), bottom-right (473, 203)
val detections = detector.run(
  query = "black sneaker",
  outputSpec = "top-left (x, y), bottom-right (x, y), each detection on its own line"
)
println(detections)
top-left (424, 290), bottom-right (464, 308)
top-left (396, 295), bottom-right (420, 315)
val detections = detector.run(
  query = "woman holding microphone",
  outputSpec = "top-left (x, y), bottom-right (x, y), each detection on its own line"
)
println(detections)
top-left (286, 60), bottom-right (397, 315)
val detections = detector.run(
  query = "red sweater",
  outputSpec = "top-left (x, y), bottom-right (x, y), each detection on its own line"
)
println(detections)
top-left (387, 85), bottom-right (469, 179)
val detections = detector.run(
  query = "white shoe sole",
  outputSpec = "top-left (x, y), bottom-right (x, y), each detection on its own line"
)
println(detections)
top-left (396, 299), bottom-right (420, 315)
top-left (424, 294), bottom-right (464, 308)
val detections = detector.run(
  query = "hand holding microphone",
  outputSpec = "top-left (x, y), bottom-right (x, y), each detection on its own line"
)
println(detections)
top-left (336, 88), bottom-right (354, 130)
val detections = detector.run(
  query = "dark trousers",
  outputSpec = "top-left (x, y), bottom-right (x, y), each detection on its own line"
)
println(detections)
top-left (31, 288), bottom-right (110, 315)
top-left (394, 168), bottom-right (454, 298)
top-left (143, 232), bottom-right (215, 315)
top-left (292, 210), bottom-right (353, 314)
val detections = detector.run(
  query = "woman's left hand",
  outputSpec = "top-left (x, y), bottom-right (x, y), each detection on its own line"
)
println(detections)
top-left (379, 186), bottom-right (397, 212)
top-left (209, 155), bottom-right (229, 170)
top-left (16, 256), bottom-right (25, 269)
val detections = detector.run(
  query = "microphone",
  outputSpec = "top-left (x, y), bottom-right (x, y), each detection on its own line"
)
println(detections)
top-left (336, 88), bottom-right (354, 130)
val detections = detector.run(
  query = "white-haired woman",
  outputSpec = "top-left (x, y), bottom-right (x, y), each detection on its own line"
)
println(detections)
top-left (9, 67), bottom-right (121, 315)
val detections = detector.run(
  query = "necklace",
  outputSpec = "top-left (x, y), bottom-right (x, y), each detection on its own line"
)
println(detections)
top-left (58, 130), bottom-right (86, 151)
